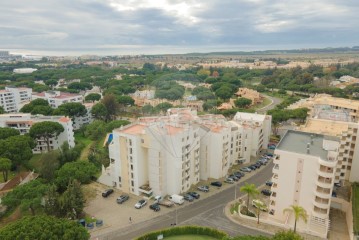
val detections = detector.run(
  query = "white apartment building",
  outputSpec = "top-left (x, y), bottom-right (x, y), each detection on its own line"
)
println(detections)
top-left (99, 108), bottom-right (271, 196)
top-left (72, 102), bottom-right (95, 130)
top-left (0, 113), bottom-right (75, 153)
top-left (13, 68), bottom-right (37, 74)
top-left (0, 87), bottom-right (32, 113)
top-left (131, 90), bottom-right (155, 99)
top-left (32, 91), bottom-right (83, 108)
top-left (232, 112), bottom-right (272, 161)
top-left (269, 130), bottom-right (339, 238)
top-left (100, 109), bottom-right (200, 197)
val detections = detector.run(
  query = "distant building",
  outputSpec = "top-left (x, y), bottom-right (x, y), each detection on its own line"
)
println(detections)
top-left (32, 91), bottom-right (83, 108)
top-left (72, 102), bottom-right (94, 130)
top-left (0, 87), bottom-right (32, 113)
top-left (131, 90), bottom-right (155, 100)
top-left (0, 113), bottom-right (75, 153)
top-left (13, 68), bottom-right (37, 74)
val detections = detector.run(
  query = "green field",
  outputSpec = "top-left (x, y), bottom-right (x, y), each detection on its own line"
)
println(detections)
top-left (165, 235), bottom-right (218, 240)
top-left (353, 183), bottom-right (359, 234)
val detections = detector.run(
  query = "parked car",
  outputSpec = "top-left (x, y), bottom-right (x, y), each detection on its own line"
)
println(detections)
top-left (265, 181), bottom-right (273, 187)
top-left (268, 144), bottom-right (276, 150)
top-left (154, 196), bottom-right (174, 207)
top-left (187, 192), bottom-right (200, 199)
top-left (259, 159), bottom-right (268, 165)
top-left (266, 153), bottom-right (274, 157)
top-left (183, 194), bottom-right (194, 202)
top-left (248, 165), bottom-right (257, 171)
top-left (197, 185), bottom-right (209, 192)
top-left (102, 189), bottom-right (114, 198)
top-left (210, 181), bottom-right (222, 187)
top-left (224, 178), bottom-right (234, 184)
top-left (332, 191), bottom-right (337, 197)
top-left (240, 167), bottom-right (251, 172)
top-left (116, 195), bottom-right (129, 204)
top-left (234, 171), bottom-right (245, 178)
top-left (149, 203), bottom-right (160, 212)
top-left (252, 199), bottom-right (268, 211)
top-left (229, 174), bottom-right (239, 181)
top-left (261, 189), bottom-right (272, 196)
top-left (334, 182), bottom-right (342, 188)
top-left (169, 194), bottom-right (185, 205)
top-left (135, 199), bottom-right (147, 209)
top-left (254, 162), bottom-right (261, 168)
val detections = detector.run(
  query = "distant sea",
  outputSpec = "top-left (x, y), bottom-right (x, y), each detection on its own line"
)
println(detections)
top-left (0, 44), bottom-right (339, 56)
top-left (2, 43), bottom-right (338, 57)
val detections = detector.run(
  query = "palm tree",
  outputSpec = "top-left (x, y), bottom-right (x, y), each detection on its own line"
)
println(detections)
top-left (283, 205), bottom-right (308, 233)
top-left (253, 200), bottom-right (267, 224)
top-left (240, 183), bottom-right (259, 215)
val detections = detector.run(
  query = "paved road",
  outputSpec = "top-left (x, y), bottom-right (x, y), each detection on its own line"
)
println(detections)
top-left (93, 162), bottom-right (274, 240)
top-left (257, 94), bottom-right (282, 114)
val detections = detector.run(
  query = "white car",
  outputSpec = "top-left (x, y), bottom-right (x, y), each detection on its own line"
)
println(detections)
top-left (224, 178), bottom-right (234, 184)
top-left (135, 199), bottom-right (147, 209)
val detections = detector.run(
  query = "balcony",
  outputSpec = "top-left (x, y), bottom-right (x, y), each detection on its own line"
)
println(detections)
top-left (315, 188), bottom-right (331, 199)
top-left (272, 164), bottom-right (279, 174)
top-left (318, 158), bottom-right (337, 168)
top-left (313, 198), bottom-right (330, 209)
top-left (317, 169), bottom-right (334, 179)
top-left (313, 206), bottom-right (329, 218)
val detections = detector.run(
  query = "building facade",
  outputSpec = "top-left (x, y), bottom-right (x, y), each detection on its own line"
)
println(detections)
top-left (32, 91), bottom-right (83, 108)
top-left (99, 109), bottom-right (271, 196)
top-left (0, 113), bottom-right (75, 153)
top-left (0, 87), bottom-right (32, 113)
top-left (269, 130), bottom-right (339, 237)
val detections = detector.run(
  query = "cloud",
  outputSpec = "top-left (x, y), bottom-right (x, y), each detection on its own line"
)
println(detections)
top-left (0, 0), bottom-right (358, 54)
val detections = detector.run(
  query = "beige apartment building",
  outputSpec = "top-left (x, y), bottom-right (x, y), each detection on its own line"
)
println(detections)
top-left (99, 109), bottom-right (271, 197)
top-left (269, 130), bottom-right (339, 238)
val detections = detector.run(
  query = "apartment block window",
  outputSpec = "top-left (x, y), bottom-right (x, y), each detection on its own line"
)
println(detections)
top-left (119, 177), bottom-right (121, 182)
top-left (141, 139), bottom-right (144, 143)
top-left (131, 173), bottom-right (134, 178)
top-left (131, 165), bottom-right (133, 170)
top-left (131, 180), bottom-right (134, 187)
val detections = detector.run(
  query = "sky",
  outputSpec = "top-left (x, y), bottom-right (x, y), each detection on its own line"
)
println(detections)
top-left (1, 0), bottom-right (359, 55)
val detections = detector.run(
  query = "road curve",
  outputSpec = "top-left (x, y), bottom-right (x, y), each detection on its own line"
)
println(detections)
top-left (257, 94), bottom-right (282, 114)
top-left (93, 162), bottom-right (274, 240)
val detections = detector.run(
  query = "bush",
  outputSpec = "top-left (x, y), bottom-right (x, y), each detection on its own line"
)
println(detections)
top-left (136, 226), bottom-right (228, 240)
top-left (240, 206), bottom-right (256, 217)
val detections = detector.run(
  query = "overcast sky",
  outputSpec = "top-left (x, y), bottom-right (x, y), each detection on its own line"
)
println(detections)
top-left (1, 0), bottom-right (359, 55)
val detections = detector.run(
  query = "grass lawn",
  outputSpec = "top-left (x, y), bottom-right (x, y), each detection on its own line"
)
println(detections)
top-left (353, 183), bottom-right (359, 234)
top-left (28, 154), bottom-right (43, 171)
top-left (165, 235), bottom-right (218, 240)
top-left (74, 132), bottom-right (94, 161)
top-left (253, 96), bottom-right (271, 110)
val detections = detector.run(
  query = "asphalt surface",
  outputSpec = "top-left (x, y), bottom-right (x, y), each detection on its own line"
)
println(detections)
top-left (257, 94), bottom-right (282, 114)
top-left (93, 162), bottom-right (274, 240)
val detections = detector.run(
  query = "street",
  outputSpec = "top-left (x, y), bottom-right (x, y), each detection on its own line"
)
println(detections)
top-left (257, 94), bottom-right (282, 114)
top-left (92, 162), bottom-right (274, 240)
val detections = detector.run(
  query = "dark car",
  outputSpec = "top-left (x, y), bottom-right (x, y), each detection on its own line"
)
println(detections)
top-left (149, 203), bottom-right (160, 212)
top-left (116, 194), bottom-right (129, 204)
top-left (261, 189), bottom-right (272, 196)
top-left (197, 185), bottom-right (209, 192)
top-left (210, 181), bottom-right (222, 187)
top-left (102, 189), bottom-right (114, 198)
top-left (248, 165), bottom-right (257, 170)
top-left (265, 153), bottom-right (274, 157)
top-left (184, 194), bottom-right (194, 202)
top-left (265, 181), bottom-right (273, 187)
top-left (229, 174), bottom-right (239, 181)
top-left (187, 192), bottom-right (200, 199)
top-left (234, 171), bottom-right (245, 178)
top-left (254, 162), bottom-right (261, 168)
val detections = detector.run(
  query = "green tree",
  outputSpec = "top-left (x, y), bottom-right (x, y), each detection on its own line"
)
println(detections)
top-left (53, 102), bottom-right (87, 118)
top-left (101, 94), bottom-right (120, 121)
top-left (20, 98), bottom-right (50, 113)
top-left (0, 127), bottom-right (20, 140)
top-left (155, 102), bottom-right (173, 112)
top-left (85, 93), bottom-right (101, 102)
top-left (39, 151), bottom-right (60, 182)
top-left (0, 106), bottom-right (5, 114)
top-left (30, 105), bottom-right (53, 115)
top-left (118, 95), bottom-right (135, 106)
top-left (55, 161), bottom-right (97, 190)
top-left (253, 200), bottom-right (267, 224)
top-left (0, 215), bottom-right (90, 240)
top-left (29, 121), bottom-right (64, 152)
top-left (0, 157), bottom-right (11, 182)
top-left (106, 120), bottom-right (131, 132)
top-left (272, 230), bottom-right (303, 240)
top-left (283, 205), bottom-right (308, 233)
top-left (85, 120), bottom-right (106, 140)
top-left (2, 179), bottom-right (48, 215)
top-left (0, 135), bottom-right (35, 168)
top-left (61, 179), bottom-right (85, 219)
top-left (44, 184), bottom-right (61, 217)
top-left (240, 183), bottom-right (259, 215)
top-left (215, 86), bottom-right (234, 100)
top-left (234, 97), bottom-right (252, 108)
top-left (67, 82), bottom-right (92, 91)
top-left (91, 102), bottom-right (108, 121)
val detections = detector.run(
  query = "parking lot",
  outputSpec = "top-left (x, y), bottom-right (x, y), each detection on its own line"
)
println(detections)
top-left (84, 155), bottom-right (273, 236)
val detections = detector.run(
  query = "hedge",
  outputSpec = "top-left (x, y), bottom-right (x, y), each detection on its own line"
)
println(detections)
top-left (136, 225), bottom-right (228, 240)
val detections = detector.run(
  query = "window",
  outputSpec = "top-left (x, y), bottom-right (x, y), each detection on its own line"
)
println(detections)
top-left (131, 181), bottom-right (134, 187)
top-left (119, 177), bottom-right (121, 182)
top-left (131, 165), bottom-right (133, 170)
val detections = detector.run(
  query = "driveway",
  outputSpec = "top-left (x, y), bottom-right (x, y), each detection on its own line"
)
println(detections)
top-left (257, 94), bottom-right (282, 114)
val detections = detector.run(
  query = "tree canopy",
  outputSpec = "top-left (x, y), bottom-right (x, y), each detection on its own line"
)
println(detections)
top-left (0, 127), bottom-right (20, 140)
top-left (29, 121), bottom-right (65, 152)
top-left (53, 102), bottom-right (87, 118)
top-left (0, 215), bottom-right (90, 240)
top-left (234, 97), bottom-right (252, 108)
top-left (85, 93), bottom-right (101, 102)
